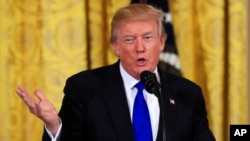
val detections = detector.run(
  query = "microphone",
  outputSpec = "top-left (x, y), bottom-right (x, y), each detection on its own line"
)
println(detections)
top-left (140, 70), bottom-right (160, 97)
top-left (140, 70), bottom-right (167, 141)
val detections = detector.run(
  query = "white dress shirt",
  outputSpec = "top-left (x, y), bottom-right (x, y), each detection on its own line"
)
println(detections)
top-left (46, 63), bottom-right (160, 141)
top-left (119, 63), bottom-right (160, 141)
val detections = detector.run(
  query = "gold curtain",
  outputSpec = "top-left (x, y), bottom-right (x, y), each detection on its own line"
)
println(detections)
top-left (0, 0), bottom-right (248, 141)
top-left (0, 0), bottom-right (130, 141)
top-left (169, 0), bottom-right (248, 141)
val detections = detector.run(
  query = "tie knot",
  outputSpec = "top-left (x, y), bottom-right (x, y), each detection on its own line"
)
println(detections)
top-left (135, 81), bottom-right (145, 93)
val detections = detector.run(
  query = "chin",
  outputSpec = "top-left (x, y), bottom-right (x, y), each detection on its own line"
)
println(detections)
top-left (138, 68), bottom-right (150, 73)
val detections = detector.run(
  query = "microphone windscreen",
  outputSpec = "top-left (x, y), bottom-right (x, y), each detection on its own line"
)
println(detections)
top-left (140, 71), bottom-right (155, 93)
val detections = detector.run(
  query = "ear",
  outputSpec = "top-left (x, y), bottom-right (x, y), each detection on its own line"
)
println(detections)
top-left (112, 42), bottom-right (120, 57)
top-left (160, 35), bottom-right (167, 51)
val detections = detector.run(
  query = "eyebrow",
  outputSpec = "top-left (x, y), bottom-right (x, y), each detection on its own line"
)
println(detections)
top-left (123, 31), bottom-right (154, 38)
top-left (143, 31), bottom-right (154, 36)
top-left (122, 34), bottom-right (136, 39)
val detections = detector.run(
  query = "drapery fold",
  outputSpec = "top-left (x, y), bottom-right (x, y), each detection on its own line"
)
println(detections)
top-left (0, 1), bottom-right (129, 140)
top-left (169, 0), bottom-right (248, 141)
top-left (0, 0), bottom-right (248, 141)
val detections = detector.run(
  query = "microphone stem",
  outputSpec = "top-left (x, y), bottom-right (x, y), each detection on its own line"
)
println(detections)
top-left (140, 71), bottom-right (166, 141)
top-left (152, 88), bottom-right (166, 141)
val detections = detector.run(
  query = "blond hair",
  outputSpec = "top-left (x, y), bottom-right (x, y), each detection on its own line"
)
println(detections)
top-left (110, 4), bottom-right (166, 44)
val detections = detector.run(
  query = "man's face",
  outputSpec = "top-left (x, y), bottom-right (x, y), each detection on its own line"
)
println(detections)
top-left (112, 19), bottom-right (165, 79)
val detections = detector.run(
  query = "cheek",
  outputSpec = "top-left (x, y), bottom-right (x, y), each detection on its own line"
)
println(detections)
top-left (118, 46), bottom-right (133, 56)
top-left (151, 42), bottom-right (164, 52)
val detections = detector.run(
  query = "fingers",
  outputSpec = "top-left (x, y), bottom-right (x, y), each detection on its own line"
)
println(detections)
top-left (15, 86), bottom-right (39, 115)
top-left (34, 89), bottom-right (47, 101)
top-left (15, 86), bottom-right (46, 103)
top-left (34, 102), bottom-right (42, 116)
top-left (15, 86), bottom-right (28, 98)
top-left (15, 86), bottom-right (33, 105)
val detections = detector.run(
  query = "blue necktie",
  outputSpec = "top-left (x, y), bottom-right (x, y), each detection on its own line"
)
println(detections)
top-left (132, 81), bottom-right (153, 141)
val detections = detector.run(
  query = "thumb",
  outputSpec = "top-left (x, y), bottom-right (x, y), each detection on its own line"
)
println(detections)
top-left (34, 89), bottom-right (47, 101)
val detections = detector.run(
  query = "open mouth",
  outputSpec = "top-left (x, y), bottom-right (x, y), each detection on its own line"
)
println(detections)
top-left (138, 58), bottom-right (145, 62)
top-left (137, 58), bottom-right (146, 66)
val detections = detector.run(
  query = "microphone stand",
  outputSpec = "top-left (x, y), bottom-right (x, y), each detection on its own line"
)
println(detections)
top-left (150, 74), bottom-right (166, 141)
top-left (141, 71), bottom-right (166, 141)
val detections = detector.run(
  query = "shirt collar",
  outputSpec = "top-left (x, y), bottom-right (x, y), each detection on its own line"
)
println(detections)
top-left (119, 62), bottom-right (160, 90)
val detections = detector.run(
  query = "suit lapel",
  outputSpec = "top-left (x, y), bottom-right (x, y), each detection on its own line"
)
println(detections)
top-left (99, 63), bottom-right (179, 141)
top-left (101, 62), bottom-right (134, 141)
top-left (158, 69), bottom-right (178, 141)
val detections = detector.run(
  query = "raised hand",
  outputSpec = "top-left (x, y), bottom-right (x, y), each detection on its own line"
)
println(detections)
top-left (15, 86), bottom-right (60, 136)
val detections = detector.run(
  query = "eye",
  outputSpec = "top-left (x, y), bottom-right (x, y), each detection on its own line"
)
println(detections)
top-left (124, 37), bottom-right (134, 44)
top-left (144, 35), bottom-right (153, 41)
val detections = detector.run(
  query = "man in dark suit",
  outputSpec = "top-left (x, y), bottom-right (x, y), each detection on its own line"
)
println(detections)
top-left (16, 4), bottom-right (215, 141)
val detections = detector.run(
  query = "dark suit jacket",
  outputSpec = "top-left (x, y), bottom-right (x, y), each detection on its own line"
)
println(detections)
top-left (42, 61), bottom-right (215, 141)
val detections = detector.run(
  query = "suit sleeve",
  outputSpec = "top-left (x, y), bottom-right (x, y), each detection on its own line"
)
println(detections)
top-left (42, 76), bottom-right (89, 141)
top-left (193, 87), bottom-right (216, 141)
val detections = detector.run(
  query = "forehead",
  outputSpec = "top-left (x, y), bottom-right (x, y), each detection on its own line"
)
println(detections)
top-left (118, 19), bottom-right (158, 35)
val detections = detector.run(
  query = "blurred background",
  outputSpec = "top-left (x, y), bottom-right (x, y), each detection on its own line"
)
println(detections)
top-left (0, 0), bottom-right (249, 141)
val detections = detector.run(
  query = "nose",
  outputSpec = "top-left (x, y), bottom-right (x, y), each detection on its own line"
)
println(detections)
top-left (136, 39), bottom-right (145, 53)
